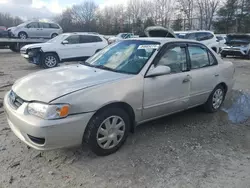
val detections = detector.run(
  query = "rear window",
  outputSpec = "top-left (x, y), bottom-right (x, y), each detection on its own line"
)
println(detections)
top-left (40, 23), bottom-right (50, 28)
top-left (50, 23), bottom-right (60, 29)
top-left (80, 35), bottom-right (103, 43)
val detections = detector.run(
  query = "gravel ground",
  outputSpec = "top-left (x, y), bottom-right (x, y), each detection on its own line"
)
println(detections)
top-left (0, 50), bottom-right (250, 188)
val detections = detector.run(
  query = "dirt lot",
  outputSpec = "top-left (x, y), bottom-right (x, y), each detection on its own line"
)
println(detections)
top-left (1, 50), bottom-right (250, 188)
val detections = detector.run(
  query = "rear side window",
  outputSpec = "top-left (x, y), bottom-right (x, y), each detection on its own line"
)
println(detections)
top-left (66, 35), bottom-right (80, 44)
top-left (40, 23), bottom-right (50, 28)
top-left (188, 46), bottom-right (217, 69)
top-left (80, 35), bottom-right (103, 43)
top-left (196, 32), bottom-right (214, 41)
top-left (50, 23), bottom-right (60, 29)
top-left (188, 46), bottom-right (209, 69)
top-left (26, 22), bottom-right (39, 28)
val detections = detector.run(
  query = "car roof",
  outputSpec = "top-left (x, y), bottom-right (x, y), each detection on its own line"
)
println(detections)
top-left (64, 32), bottom-right (101, 36)
top-left (126, 37), bottom-right (203, 45)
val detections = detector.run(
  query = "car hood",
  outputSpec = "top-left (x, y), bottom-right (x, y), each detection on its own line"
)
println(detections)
top-left (21, 43), bottom-right (51, 51)
top-left (144, 26), bottom-right (177, 38)
top-left (12, 65), bottom-right (132, 103)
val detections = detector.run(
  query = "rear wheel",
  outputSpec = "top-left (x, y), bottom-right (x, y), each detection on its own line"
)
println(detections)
top-left (203, 85), bottom-right (225, 113)
top-left (221, 54), bottom-right (227, 58)
top-left (42, 53), bottom-right (59, 69)
top-left (84, 108), bottom-right (130, 156)
top-left (18, 32), bottom-right (28, 39)
top-left (51, 33), bottom-right (58, 38)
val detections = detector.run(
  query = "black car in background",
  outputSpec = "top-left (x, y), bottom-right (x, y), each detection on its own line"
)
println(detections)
top-left (0, 26), bottom-right (8, 38)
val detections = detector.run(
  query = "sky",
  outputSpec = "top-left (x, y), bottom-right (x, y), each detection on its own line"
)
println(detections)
top-left (0, 0), bottom-right (129, 19)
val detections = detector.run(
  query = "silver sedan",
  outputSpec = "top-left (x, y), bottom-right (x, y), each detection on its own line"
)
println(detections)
top-left (4, 38), bottom-right (235, 156)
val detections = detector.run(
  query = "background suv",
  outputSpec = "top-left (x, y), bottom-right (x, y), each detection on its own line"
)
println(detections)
top-left (183, 31), bottom-right (220, 53)
top-left (9, 21), bottom-right (63, 39)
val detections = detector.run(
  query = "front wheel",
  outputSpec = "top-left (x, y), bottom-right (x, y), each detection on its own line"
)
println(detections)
top-left (203, 85), bottom-right (225, 113)
top-left (18, 32), bottom-right (28, 39)
top-left (84, 108), bottom-right (130, 156)
top-left (51, 33), bottom-right (58, 38)
top-left (42, 53), bottom-right (59, 68)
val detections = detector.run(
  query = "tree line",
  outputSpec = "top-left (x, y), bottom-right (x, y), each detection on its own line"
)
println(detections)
top-left (0, 13), bottom-right (22, 28)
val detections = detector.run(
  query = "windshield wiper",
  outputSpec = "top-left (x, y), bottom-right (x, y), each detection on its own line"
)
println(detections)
top-left (94, 65), bottom-right (119, 72)
top-left (80, 61), bottom-right (95, 67)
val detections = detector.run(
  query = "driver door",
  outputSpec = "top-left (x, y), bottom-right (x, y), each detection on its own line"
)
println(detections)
top-left (143, 43), bottom-right (191, 120)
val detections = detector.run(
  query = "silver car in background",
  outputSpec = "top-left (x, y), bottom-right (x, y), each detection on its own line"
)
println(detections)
top-left (9, 21), bottom-right (63, 39)
top-left (4, 38), bottom-right (235, 156)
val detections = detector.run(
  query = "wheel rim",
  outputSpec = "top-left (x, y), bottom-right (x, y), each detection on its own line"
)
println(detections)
top-left (96, 116), bottom-right (126, 149)
top-left (44, 56), bottom-right (57, 67)
top-left (212, 88), bottom-right (223, 109)
top-left (20, 33), bottom-right (26, 39)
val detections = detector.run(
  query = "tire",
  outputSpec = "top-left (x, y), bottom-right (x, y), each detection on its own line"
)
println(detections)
top-left (42, 53), bottom-right (59, 69)
top-left (203, 85), bottom-right (225, 113)
top-left (221, 54), bottom-right (227, 58)
top-left (9, 44), bottom-right (19, 52)
top-left (84, 108), bottom-right (130, 156)
top-left (18, 32), bottom-right (28, 39)
top-left (51, 33), bottom-right (58, 38)
top-left (95, 49), bottom-right (102, 53)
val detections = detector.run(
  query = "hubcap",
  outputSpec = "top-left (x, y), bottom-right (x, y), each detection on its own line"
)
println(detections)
top-left (20, 34), bottom-right (26, 39)
top-left (97, 116), bottom-right (125, 149)
top-left (212, 88), bottom-right (223, 109)
top-left (45, 56), bottom-right (57, 67)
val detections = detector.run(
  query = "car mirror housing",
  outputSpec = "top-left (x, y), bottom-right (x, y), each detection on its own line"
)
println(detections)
top-left (146, 65), bottom-right (171, 77)
top-left (62, 40), bottom-right (69, 45)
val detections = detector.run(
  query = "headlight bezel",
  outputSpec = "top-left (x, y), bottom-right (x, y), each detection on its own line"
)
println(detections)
top-left (27, 102), bottom-right (70, 120)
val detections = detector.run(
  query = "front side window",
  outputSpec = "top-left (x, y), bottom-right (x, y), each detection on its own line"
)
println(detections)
top-left (66, 35), bottom-right (80, 44)
top-left (157, 46), bottom-right (187, 73)
top-left (26, 22), bottom-right (39, 28)
top-left (188, 46), bottom-right (210, 69)
top-left (185, 33), bottom-right (197, 40)
top-left (84, 40), bottom-right (160, 74)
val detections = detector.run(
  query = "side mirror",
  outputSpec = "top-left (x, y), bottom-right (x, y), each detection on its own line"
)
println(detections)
top-left (146, 65), bottom-right (171, 77)
top-left (62, 40), bottom-right (69, 45)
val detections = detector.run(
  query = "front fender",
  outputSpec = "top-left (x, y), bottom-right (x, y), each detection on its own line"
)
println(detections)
top-left (51, 75), bottom-right (144, 122)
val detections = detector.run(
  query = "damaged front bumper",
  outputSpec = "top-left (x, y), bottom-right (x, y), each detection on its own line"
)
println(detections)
top-left (20, 48), bottom-right (42, 65)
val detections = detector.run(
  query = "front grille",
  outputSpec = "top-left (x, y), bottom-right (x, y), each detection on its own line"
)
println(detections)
top-left (27, 134), bottom-right (45, 145)
top-left (9, 90), bottom-right (24, 109)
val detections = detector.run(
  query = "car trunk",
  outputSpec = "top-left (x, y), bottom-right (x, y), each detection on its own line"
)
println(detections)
top-left (144, 26), bottom-right (177, 38)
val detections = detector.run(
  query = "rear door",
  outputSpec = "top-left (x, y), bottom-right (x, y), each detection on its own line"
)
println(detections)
top-left (187, 43), bottom-right (219, 108)
top-left (79, 35), bottom-right (105, 56)
top-left (39, 22), bottom-right (51, 38)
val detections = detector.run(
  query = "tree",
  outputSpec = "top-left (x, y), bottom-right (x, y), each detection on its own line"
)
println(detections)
top-left (178, 0), bottom-right (195, 30)
top-left (197, 0), bottom-right (220, 30)
top-left (0, 13), bottom-right (23, 27)
top-left (172, 16), bottom-right (183, 31)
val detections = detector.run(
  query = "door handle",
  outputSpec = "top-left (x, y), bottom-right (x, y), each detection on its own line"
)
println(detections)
top-left (214, 74), bottom-right (219, 77)
top-left (183, 75), bottom-right (191, 83)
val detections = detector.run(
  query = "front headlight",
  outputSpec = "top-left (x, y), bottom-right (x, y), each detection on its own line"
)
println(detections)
top-left (27, 103), bottom-right (70, 120)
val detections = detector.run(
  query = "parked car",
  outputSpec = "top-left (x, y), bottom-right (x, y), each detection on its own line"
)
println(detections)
top-left (8, 21), bottom-right (63, 39)
top-left (220, 34), bottom-right (250, 59)
top-left (0, 26), bottom-right (8, 38)
top-left (108, 33), bottom-right (135, 44)
top-left (216, 35), bottom-right (227, 50)
top-left (4, 37), bottom-right (235, 156)
top-left (20, 32), bottom-right (108, 68)
top-left (184, 31), bottom-right (220, 53)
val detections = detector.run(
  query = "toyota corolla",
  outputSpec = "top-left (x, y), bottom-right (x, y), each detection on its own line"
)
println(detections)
top-left (4, 38), bottom-right (235, 156)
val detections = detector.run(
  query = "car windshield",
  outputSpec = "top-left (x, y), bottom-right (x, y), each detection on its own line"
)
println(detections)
top-left (83, 40), bottom-right (160, 74)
